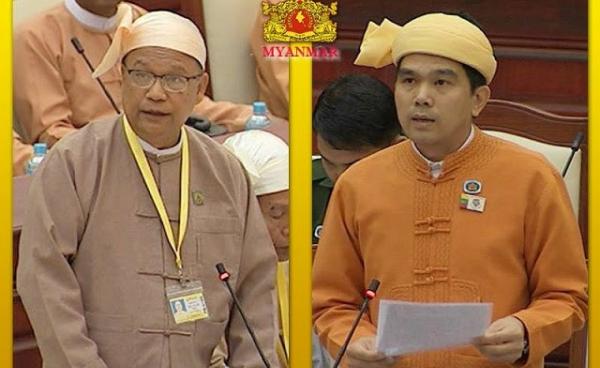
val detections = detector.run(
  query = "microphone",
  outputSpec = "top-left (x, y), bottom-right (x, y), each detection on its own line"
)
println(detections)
top-left (70, 37), bottom-right (121, 115)
top-left (186, 115), bottom-right (212, 132)
top-left (332, 279), bottom-right (380, 368)
top-left (215, 263), bottom-right (271, 368)
top-left (561, 132), bottom-right (584, 178)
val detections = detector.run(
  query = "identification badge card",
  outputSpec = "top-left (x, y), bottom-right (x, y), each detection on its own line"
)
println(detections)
top-left (166, 280), bottom-right (209, 324)
top-left (459, 193), bottom-right (486, 213)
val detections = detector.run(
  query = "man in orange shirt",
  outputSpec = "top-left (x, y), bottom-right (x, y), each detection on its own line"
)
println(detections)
top-left (311, 74), bottom-right (404, 368)
top-left (312, 13), bottom-right (587, 368)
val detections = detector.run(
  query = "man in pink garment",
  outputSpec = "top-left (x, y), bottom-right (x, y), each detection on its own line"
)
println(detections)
top-left (13, 0), bottom-right (288, 147)
top-left (12, 130), bottom-right (33, 176)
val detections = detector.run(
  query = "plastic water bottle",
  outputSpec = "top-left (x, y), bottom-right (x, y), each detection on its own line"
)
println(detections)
top-left (245, 101), bottom-right (271, 130)
top-left (25, 143), bottom-right (48, 175)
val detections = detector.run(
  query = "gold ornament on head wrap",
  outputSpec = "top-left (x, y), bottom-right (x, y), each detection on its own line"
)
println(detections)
top-left (354, 13), bottom-right (497, 84)
top-left (93, 10), bottom-right (207, 79)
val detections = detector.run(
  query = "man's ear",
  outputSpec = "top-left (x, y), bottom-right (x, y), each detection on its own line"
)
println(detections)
top-left (472, 85), bottom-right (491, 118)
top-left (195, 72), bottom-right (210, 104)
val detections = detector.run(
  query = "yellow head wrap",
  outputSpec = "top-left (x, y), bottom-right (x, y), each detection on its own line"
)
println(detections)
top-left (354, 13), bottom-right (497, 84)
top-left (93, 10), bottom-right (207, 78)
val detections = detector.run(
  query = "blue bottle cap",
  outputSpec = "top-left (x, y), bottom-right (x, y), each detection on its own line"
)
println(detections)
top-left (33, 143), bottom-right (47, 155)
top-left (253, 101), bottom-right (267, 114)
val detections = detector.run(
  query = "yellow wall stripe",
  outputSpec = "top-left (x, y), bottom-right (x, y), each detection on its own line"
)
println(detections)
top-left (289, 43), bottom-right (312, 368)
top-left (1, 1), bottom-right (13, 367)
top-left (588, 0), bottom-right (598, 366)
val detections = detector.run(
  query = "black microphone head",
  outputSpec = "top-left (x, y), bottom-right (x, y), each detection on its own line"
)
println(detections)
top-left (364, 279), bottom-right (380, 300)
top-left (70, 37), bottom-right (84, 54)
top-left (367, 279), bottom-right (380, 292)
top-left (216, 263), bottom-right (230, 281)
top-left (571, 132), bottom-right (584, 151)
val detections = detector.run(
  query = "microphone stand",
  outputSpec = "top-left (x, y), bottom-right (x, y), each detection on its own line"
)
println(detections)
top-left (216, 263), bottom-right (271, 368)
top-left (561, 132), bottom-right (584, 178)
top-left (70, 37), bottom-right (121, 115)
top-left (332, 279), bottom-right (381, 368)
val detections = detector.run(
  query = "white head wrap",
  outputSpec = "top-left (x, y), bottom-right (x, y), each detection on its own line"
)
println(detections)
top-left (92, 10), bottom-right (207, 78)
top-left (354, 13), bottom-right (497, 84)
top-left (223, 130), bottom-right (289, 196)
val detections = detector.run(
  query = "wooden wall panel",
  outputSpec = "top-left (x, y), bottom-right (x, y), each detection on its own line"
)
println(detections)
top-left (332, 0), bottom-right (586, 44)
top-left (128, 0), bottom-right (205, 33)
top-left (315, 55), bottom-right (588, 114)
top-left (314, 0), bottom-right (588, 116)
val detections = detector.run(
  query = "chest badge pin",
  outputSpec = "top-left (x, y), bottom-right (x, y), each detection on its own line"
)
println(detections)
top-left (460, 193), bottom-right (486, 213)
top-left (192, 191), bottom-right (204, 206)
top-left (463, 179), bottom-right (482, 194)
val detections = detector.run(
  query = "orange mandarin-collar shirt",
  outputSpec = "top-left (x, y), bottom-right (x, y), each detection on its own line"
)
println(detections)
top-left (313, 129), bottom-right (587, 368)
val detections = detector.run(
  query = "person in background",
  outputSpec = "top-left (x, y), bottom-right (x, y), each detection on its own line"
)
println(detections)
top-left (13, 130), bottom-right (33, 176)
top-left (223, 129), bottom-right (290, 367)
top-left (311, 74), bottom-right (404, 368)
top-left (250, 0), bottom-right (289, 120)
top-left (13, 0), bottom-right (287, 148)
top-left (312, 74), bottom-right (403, 245)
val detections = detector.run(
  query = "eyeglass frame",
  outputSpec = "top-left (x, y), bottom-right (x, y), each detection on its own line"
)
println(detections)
top-left (122, 64), bottom-right (204, 93)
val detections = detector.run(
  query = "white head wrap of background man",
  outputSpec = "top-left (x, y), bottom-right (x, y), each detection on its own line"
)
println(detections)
top-left (223, 129), bottom-right (290, 364)
top-left (224, 129), bottom-right (289, 261)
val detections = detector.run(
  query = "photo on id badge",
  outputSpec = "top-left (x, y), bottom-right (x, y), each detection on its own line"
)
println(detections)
top-left (171, 299), bottom-right (188, 314)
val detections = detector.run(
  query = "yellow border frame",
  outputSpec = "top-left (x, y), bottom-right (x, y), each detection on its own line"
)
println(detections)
top-left (2, 4), bottom-right (596, 368)
top-left (289, 42), bottom-right (312, 368)
top-left (588, 0), bottom-right (598, 366)
top-left (1, 0), bottom-right (13, 367)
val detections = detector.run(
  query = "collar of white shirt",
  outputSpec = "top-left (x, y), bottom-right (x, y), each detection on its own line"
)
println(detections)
top-left (138, 136), bottom-right (183, 157)
top-left (64, 0), bottom-right (122, 33)
top-left (411, 125), bottom-right (475, 179)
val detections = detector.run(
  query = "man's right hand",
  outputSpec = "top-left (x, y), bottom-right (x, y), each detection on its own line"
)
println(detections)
top-left (345, 336), bottom-right (398, 368)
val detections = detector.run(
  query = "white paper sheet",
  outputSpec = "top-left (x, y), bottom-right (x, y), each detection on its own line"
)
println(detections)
top-left (375, 300), bottom-right (492, 356)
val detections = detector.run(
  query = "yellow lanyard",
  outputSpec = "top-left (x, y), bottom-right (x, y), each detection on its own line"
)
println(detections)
top-left (277, 261), bottom-right (290, 360)
top-left (123, 116), bottom-right (190, 272)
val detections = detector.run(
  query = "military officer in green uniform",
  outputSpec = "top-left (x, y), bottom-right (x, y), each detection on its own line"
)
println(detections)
top-left (312, 74), bottom-right (404, 246)
top-left (311, 73), bottom-right (403, 368)
top-left (312, 156), bottom-right (333, 244)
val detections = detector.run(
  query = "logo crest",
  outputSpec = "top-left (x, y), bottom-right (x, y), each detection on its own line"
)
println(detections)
top-left (192, 191), bottom-right (204, 206)
top-left (314, 225), bottom-right (323, 239)
top-left (262, 0), bottom-right (337, 42)
top-left (463, 180), bottom-right (482, 194)
top-left (459, 193), bottom-right (486, 213)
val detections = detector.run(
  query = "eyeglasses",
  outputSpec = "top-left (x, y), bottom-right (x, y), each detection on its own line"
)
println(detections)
top-left (123, 66), bottom-right (203, 93)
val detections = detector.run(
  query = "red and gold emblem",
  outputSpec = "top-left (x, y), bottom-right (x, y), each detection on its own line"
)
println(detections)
top-left (262, 0), bottom-right (337, 42)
